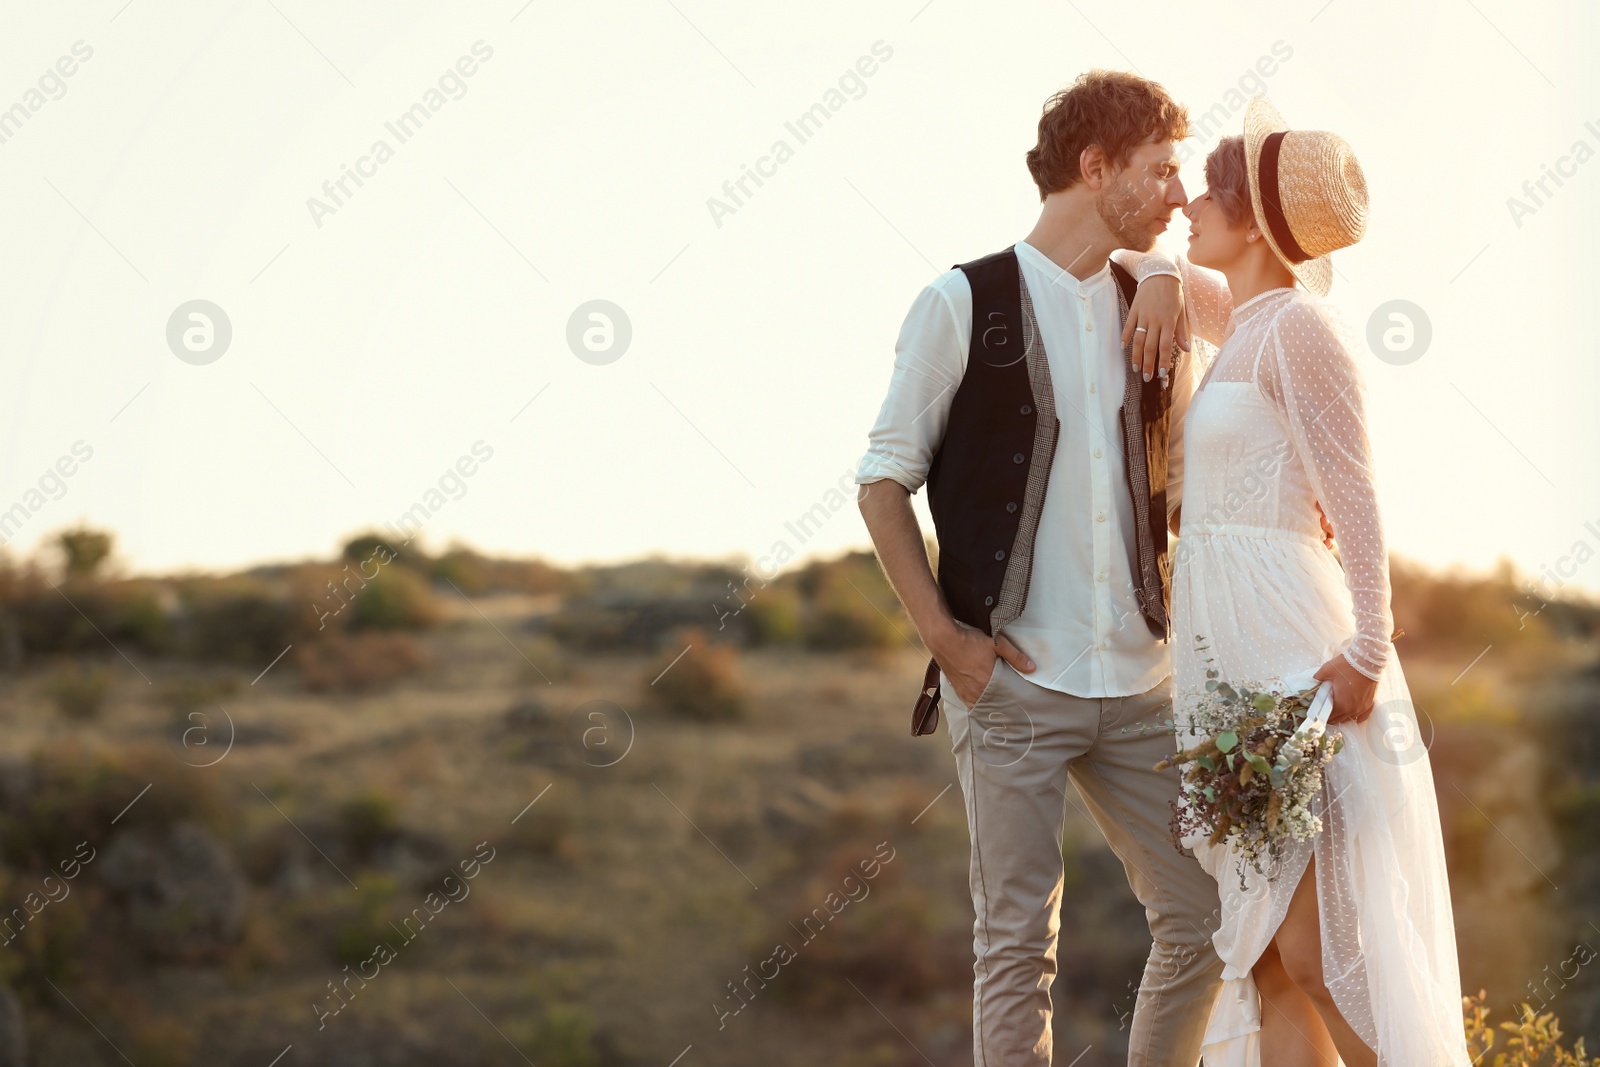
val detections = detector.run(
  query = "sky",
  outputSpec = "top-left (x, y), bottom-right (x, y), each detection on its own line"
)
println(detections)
top-left (1, 0), bottom-right (1596, 597)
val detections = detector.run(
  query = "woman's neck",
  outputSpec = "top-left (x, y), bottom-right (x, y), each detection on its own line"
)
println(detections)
top-left (1222, 248), bottom-right (1298, 307)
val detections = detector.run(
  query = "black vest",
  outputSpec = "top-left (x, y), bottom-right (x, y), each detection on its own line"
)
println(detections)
top-left (924, 245), bottom-right (1177, 641)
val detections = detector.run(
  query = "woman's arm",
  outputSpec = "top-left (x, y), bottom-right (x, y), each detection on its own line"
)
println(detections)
top-left (1111, 249), bottom-right (1234, 348)
top-left (1264, 299), bottom-right (1392, 720)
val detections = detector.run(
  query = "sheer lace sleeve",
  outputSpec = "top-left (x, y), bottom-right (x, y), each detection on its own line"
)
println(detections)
top-left (1110, 249), bottom-right (1234, 347)
top-left (1258, 297), bottom-right (1393, 679)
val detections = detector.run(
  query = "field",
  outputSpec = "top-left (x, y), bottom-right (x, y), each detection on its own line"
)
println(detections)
top-left (0, 533), bottom-right (1594, 1065)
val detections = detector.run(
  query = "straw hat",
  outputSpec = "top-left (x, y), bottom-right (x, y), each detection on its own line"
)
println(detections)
top-left (1242, 97), bottom-right (1368, 297)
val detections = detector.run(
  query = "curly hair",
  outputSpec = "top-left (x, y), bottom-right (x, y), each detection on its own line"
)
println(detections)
top-left (1025, 70), bottom-right (1190, 201)
top-left (1204, 135), bottom-right (1253, 227)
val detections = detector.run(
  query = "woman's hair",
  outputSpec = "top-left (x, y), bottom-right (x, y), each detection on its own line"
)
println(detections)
top-left (1026, 70), bottom-right (1189, 201)
top-left (1204, 135), bottom-right (1254, 227)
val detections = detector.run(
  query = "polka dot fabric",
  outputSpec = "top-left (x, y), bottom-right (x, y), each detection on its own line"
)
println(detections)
top-left (1112, 250), bottom-right (1472, 1066)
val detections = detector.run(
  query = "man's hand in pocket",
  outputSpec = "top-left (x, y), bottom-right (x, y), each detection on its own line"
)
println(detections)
top-left (931, 620), bottom-right (1035, 705)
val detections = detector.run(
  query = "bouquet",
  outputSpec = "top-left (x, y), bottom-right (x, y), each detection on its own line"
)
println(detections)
top-left (1155, 664), bottom-right (1344, 880)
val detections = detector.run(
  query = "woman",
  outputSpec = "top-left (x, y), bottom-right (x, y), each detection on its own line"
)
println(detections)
top-left (1113, 98), bottom-right (1470, 1066)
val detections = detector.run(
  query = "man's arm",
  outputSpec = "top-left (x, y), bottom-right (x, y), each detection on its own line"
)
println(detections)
top-left (852, 272), bottom-right (1034, 706)
top-left (858, 478), bottom-right (1034, 706)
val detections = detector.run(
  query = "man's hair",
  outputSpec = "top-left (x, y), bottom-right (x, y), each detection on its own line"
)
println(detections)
top-left (1205, 135), bottom-right (1253, 227)
top-left (1025, 70), bottom-right (1189, 201)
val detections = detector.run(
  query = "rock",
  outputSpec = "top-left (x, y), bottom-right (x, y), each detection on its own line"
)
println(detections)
top-left (0, 757), bottom-right (34, 811)
top-left (504, 698), bottom-right (577, 765)
top-left (270, 839), bottom-right (319, 897)
top-left (99, 821), bottom-right (247, 961)
top-left (763, 777), bottom-right (841, 837)
top-left (504, 698), bottom-right (554, 730)
top-left (0, 987), bottom-right (25, 1067)
top-left (370, 832), bottom-right (452, 889)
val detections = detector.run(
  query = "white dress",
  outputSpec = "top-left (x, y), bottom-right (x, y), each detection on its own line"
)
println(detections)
top-left (1118, 252), bottom-right (1471, 1066)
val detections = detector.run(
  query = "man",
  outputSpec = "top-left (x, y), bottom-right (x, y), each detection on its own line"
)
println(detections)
top-left (854, 71), bottom-right (1221, 1066)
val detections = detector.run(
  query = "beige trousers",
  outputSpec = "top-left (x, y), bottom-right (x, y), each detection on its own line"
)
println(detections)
top-left (940, 657), bottom-right (1224, 1066)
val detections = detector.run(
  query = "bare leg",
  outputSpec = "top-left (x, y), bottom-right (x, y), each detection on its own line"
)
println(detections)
top-left (1272, 855), bottom-right (1378, 1067)
top-left (1252, 940), bottom-right (1338, 1066)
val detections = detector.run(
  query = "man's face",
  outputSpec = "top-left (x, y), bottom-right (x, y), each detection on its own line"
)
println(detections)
top-left (1096, 139), bottom-right (1188, 252)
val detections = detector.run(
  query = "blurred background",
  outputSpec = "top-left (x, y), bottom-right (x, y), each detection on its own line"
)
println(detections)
top-left (0, 1), bottom-right (1596, 1064)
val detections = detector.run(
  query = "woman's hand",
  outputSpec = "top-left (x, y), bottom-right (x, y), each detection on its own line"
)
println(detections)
top-left (1314, 653), bottom-right (1378, 724)
top-left (1120, 274), bottom-right (1190, 385)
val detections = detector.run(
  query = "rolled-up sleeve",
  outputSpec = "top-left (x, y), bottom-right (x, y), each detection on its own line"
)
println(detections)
top-left (854, 270), bottom-right (970, 494)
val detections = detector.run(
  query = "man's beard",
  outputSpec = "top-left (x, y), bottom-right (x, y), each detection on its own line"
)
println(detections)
top-left (1096, 174), bottom-right (1161, 252)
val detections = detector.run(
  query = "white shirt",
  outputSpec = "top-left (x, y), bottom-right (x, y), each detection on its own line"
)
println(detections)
top-left (855, 240), bottom-right (1196, 698)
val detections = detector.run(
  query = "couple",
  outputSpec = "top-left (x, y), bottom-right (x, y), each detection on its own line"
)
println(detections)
top-left (855, 71), bottom-right (1469, 1066)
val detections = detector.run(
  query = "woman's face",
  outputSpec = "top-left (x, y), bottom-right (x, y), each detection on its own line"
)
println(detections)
top-left (1183, 190), bottom-right (1252, 272)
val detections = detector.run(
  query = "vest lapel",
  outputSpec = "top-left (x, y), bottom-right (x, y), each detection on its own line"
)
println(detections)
top-left (1112, 277), bottom-right (1171, 637)
top-left (990, 260), bottom-right (1059, 632)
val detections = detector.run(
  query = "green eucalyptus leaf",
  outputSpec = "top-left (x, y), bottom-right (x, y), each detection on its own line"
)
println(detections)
top-left (1216, 730), bottom-right (1239, 753)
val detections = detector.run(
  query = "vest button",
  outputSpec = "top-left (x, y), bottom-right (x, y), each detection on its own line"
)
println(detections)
top-left (984, 596), bottom-right (994, 607)
top-left (1020, 404), bottom-right (1032, 415)
top-left (994, 550), bottom-right (1005, 561)
top-left (1005, 501), bottom-right (1018, 513)
top-left (1012, 452), bottom-right (1025, 464)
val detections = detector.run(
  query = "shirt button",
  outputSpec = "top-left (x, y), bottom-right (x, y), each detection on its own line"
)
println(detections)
top-left (1085, 320), bottom-right (1095, 332)
top-left (1088, 382), bottom-right (1097, 394)
top-left (1096, 512), bottom-right (1106, 523)
top-left (984, 595), bottom-right (995, 607)
top-left (1097, 570), bottom-right (1107, 582)
top-left (1005, 501), bottom-right (1018, 513)
top-left (1019, 404), bottom-right (1032, 415)
top-left (1093, 447), bottom-right (1103, 458)
top-left (994, 549), bottom-right (1006, 561)
top-left (1012, 453), bottom-right (1025, 464)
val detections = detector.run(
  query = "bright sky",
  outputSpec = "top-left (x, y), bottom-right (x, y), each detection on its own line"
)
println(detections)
top-left (1, 0), bottom-right (1596, 597)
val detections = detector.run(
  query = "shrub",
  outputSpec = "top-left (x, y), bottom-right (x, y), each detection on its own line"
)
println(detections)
top-left (341, 533), bottom-right (412, 569)
top-left (4, 893), bottom-right (88, 994)
top-left (101, 580), bottom-right (176, 653)
top-left (0, 739), bottom-right (227, 871)
top-left (527, 1004), bottom-right (600, 1067)
top-left (338, 790), bottom-right (400, 856)
top-left (432, 548), bottom-right (488, 595)
top-left (643, 627), bottom-right (748, 721)
top-left (294, 633), bottom-right (428, 692)
top-left (159, 676), bottom-right (237, 726)
top-left (177, 577), bottom-right (296, 665)
top-left (800, 560), bottom-right (906, 652)
top-left (348, 567), bottom-right (439, 631)
top-left (1465, 990), bottom-right (1593, 1065)
top-left (746, 585), bottom-right (803, 646)
top-left (56, 527), bottom-right (113, 579)
top-left (331, 874), bottom-right (399, 966)
top-left (519, 635), bottom-right (574, 684)
top-left (46, 662), bottom-right (114, 720)
top-left (506, 789), bottom-right (579, 863)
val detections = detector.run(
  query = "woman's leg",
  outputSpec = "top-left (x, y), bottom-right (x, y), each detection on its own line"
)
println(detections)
top-left (1272, 855), bottom-right (1378, 1067)
top-left (1252, 939), bottom-right (1338, 1066)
